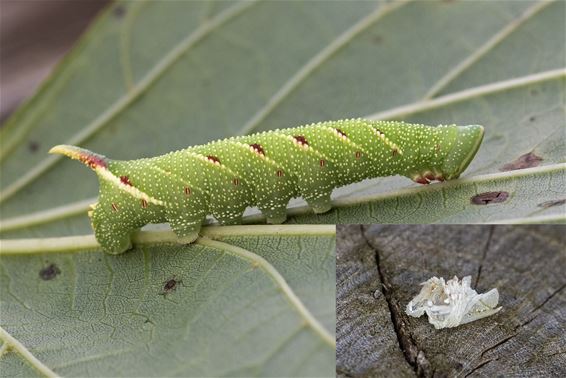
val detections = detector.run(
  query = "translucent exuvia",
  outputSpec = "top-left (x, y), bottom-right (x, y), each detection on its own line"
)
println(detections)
top-left (405, 276), bottom-right (501, 329)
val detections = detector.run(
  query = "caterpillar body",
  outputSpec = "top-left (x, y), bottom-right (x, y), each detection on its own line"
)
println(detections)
top-left (51, 119), bottom-right (484, 254)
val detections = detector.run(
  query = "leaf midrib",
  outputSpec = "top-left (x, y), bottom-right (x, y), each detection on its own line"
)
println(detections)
top-left (0, 224), bottom-right (336, 254)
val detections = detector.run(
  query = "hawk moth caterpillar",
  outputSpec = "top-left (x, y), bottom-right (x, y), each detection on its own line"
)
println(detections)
top-left (50, 119), bottom-right (484, 254)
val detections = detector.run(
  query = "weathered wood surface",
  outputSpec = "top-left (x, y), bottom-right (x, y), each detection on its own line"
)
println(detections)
top-left (336, 225), bottom-right (414, 377)
top-left (336, 225), bottom-right (566, 377)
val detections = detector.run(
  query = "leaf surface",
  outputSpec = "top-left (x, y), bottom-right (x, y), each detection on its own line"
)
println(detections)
top-left (0, 228), bottom-right (336, 377)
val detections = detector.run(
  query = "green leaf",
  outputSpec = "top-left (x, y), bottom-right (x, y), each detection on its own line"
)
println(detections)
top-left (289, 165), bottom-right (566, 225)
top-left (0, 226), bottom-right (336, 377)
top-left (0, 0), bottom-right (564, 232)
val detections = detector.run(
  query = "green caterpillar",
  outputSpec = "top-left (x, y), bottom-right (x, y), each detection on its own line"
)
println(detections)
top-left (51, 119), bottom-right (484, 254)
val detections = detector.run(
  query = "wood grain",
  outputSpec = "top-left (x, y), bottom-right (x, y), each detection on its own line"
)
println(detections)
top-left (337, 225), bottom-right (566, 377)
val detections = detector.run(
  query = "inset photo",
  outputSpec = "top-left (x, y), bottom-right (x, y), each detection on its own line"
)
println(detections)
top-left (336, 225), bottom-right (565, 377)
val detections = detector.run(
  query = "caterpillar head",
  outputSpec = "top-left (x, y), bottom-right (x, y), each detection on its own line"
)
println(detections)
top-left (407, 124), bottom-right (484, 184)
top-left (441, 125), bottom-right (484, 180)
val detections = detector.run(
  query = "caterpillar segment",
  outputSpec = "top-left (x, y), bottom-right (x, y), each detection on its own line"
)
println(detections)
top-left (50, 119), bottom-right (484, 254)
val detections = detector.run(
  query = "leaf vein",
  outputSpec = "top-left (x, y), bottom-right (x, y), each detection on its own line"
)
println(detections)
top-left (197, 237), bottom-right (336, 348)
top-left (236, 0), bottom-right (410, 136)
top-left (0, 0), bottom-right (258, 205)
top-left (423, 1), bottom-right (551, 100)
top-left (366, 68), bottom-right (566, 120)
top-left (0, 326), bottom-right (59, 378)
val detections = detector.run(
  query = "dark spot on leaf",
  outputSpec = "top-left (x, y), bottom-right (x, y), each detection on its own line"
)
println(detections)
top-left (164, 279), bottom-right (176, 291)
top-left (471, 191), bottom-right (509, 205)
top-left (160, 277), bottom-right (182, 296)
top-left (113, 5), bottom-right (126, 18)
top-left (530, 88), bottom-right (538, 96)
top-left (538, 199), bottom-right (566, 208)
top-left (39, 264), bottom-right (61, 280)
top-left (529, 116), bottom-right (536, 122)
top-left (501, 152), bottom-right (543, 171)
top-left (28, 141), bottom-right (40, 153)
top-left (371, 35), bottom-right (383, 44)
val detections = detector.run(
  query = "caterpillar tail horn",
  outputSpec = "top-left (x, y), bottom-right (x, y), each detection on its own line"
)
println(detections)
top-left (49, 145), bottom-right (109, 170)
top-left (50, 145), bottom-right (134, 254)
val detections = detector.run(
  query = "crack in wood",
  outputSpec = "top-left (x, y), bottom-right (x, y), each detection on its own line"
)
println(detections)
top-left (480, 334), bottom-right (517, 359)
top-left (529, 284), bottom-right (566, 314)
top-left (515, 314), bottom-right (539, 330)
top-left (360, 226), bottom-right (431, 377)
top-left (544, 351), bottom-right (566, 358)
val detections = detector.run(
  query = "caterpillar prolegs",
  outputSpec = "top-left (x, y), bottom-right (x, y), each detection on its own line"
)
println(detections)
top-left (51, 119), bottom-right (484, 254)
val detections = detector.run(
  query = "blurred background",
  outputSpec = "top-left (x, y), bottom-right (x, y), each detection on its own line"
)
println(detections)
top-left (0, 0), bottom-right (109, 123)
